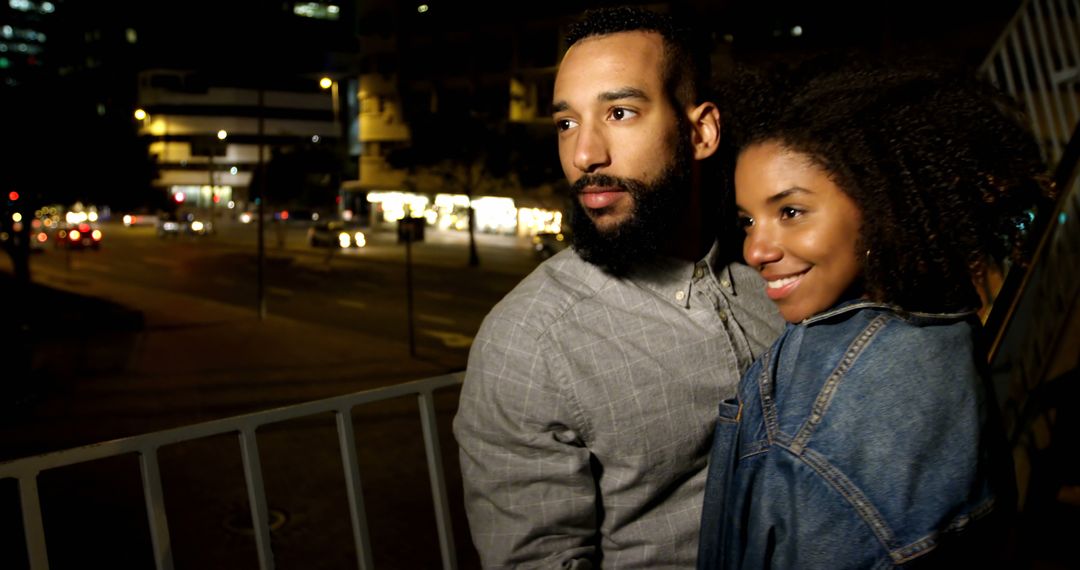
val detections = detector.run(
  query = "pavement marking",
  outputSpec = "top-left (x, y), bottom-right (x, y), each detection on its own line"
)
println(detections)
top-left (74, 263), bottom-right (111, 273)
top-left (268, 286), bottom-right (294, 297)
top-left (419, 329), bottom-right (474, 348)
top-left (142, 256), bottom-right (180, 267)
top-left (417, 313), bottom-right (455, 325)
top-left (336, 299), bottom-right (367, 310)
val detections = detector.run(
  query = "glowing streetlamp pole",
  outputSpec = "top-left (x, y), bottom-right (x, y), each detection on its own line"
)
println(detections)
top-left (208, 129), bottom-right (227, 226)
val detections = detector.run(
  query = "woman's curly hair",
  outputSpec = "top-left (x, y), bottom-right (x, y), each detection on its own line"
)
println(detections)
top-left (717, 53), bottom-right (1055, 314)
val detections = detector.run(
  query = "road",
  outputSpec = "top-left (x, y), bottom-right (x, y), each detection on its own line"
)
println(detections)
top-left (32, 219), bottom-right (541, 370)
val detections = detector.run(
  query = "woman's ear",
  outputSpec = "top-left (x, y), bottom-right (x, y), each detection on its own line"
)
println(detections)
top-left (688, 102), bottom-right (721, 160)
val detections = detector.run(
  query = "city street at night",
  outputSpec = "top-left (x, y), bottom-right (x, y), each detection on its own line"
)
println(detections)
top-left (0, 219), bottom-right (542, 569)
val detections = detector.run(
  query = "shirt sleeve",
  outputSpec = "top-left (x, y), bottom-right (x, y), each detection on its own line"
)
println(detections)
top-left (453, 314), bottom-right (598, 569)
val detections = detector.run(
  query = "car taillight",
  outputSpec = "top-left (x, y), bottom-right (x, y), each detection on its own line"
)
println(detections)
top-left (92, 230), bottom-right (102, 240)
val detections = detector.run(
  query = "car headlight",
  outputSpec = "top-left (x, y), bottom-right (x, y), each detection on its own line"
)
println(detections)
top-left (353, 232), bottom-right (366, 247)
top-left (191, 221), bottom-right (204, 232)
top-left (338, 232), bottom-right (351, 248)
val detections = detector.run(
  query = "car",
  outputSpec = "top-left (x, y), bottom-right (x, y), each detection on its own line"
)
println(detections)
top-left (157, 212), bottom-right (213, 237)
top-left (308, 220), bottom-right (366, 249)
top-left (532, 231), bottom-right (570, 260)
top-left (55, 222), bottom-right (103, 250)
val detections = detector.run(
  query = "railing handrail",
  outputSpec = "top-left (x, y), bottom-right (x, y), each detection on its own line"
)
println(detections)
top-left (1, 372), bottom-right (466, 570)
top-left (984, 121), bottom-right (1080, 365)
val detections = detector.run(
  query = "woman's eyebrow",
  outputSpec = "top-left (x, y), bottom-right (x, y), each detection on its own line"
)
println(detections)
top-left (766, 187), bottom-right (811, 204)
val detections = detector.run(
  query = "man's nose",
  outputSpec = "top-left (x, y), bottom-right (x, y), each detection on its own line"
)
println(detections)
top-left (572, 123), bottom-right (611, 173)
top-left (743, 229), bottom-right (783, 269)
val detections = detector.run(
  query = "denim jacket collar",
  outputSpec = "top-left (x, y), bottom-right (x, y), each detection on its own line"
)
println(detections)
top-left (800, 298), bottom-right (978, 327)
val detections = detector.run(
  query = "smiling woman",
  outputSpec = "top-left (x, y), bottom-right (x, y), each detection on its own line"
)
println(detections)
top-left (697, 55), bottom-right (1054, 569)
top-left (734, 142), bottom-right (863, 323)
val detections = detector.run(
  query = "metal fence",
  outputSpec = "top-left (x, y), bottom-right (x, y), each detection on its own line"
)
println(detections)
top-left (980, 0), bottom-right (1080, 167)
top-left (0, 372), bottom-right (465, 570)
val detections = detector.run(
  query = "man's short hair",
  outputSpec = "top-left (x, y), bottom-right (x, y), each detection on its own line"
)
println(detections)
top-left (564, 6), bottom-right (711, 110)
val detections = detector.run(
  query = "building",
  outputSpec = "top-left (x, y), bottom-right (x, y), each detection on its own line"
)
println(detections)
top-left (135, 69), bottom-right (355, 220)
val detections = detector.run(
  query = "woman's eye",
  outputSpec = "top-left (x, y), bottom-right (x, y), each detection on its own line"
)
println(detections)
top-left (780, 206), bottom-right (803, 220)
top-left (736, 215), bottom-right (754, 230)
top-left (610, 108), bottom-right (637, 121)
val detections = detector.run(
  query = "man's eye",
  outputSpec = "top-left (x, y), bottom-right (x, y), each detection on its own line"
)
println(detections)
top-left (554, 118), bottom-right (577, 132)
top-left (610, 108), bottom-right (637, 121)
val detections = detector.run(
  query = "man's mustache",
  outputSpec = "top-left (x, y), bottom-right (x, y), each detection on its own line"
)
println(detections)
top-left (571, 174), bottom-right (646, 196)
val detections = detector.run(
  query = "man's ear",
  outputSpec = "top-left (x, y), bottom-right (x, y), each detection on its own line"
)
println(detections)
top-left (688, 102), bottom-right (721, 160)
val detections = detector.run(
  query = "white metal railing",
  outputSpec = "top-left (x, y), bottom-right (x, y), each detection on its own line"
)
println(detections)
top-left (0, 372), bottom-right (465, 570)
top-left (980, 0), bottom-right (1080, 167)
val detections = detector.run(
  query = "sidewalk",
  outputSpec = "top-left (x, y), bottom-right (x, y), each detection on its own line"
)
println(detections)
top-left (0, 256), bottom-right (459, 458)
top-left (0, 259), bottom-right (484, 569)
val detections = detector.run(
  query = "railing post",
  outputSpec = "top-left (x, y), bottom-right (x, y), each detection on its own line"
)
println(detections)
top-left (419, 389), bottom-right (458, 570)
top-left (336, 407), bottom-right (375, 570)
top-left (239, 428), bottom-right (276, 570)
top-left (19, 474), bottom-right (50, 570)
top-left (139, 447), bottom-right (175, 570)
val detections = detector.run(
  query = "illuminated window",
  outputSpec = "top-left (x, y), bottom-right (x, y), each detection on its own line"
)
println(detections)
top-left (8, 0), bottom-right (54, 13)
top-left (292, 2), bottom-right (340, 20)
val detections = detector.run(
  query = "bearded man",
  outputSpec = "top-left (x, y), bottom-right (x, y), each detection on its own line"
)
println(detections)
top-left (453, 6), bottom-right (783, 568)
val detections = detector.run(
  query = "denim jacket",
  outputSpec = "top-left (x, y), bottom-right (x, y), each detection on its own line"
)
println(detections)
top-left (698, 301), bottom-right (1013, 569)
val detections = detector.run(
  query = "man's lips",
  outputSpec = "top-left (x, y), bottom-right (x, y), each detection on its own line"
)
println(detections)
top-left (578, 186), bottom-right (626, 210)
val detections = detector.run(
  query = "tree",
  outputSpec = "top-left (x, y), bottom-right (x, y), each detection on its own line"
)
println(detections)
top-left (387, 110), bottom-right (528, 267)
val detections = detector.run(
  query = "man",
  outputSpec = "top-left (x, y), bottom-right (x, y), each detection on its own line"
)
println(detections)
top-left (453, 6), bottom-right (784, 568)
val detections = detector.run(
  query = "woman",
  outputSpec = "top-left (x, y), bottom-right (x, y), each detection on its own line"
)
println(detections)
top-left (697, 57), bottom-right (1053, 568)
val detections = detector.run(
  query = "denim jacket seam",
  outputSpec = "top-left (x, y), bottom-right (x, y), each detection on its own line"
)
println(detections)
top-left (792, 445), bottom-right (898, 553)
top-left (889, 494), bottom-right (998, 564)
top-left (790, 315), bottom-right (891, 453)
top-left (757, 347), bottom-right (781, 440)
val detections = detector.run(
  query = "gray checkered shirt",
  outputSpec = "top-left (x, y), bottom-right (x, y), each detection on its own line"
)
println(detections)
top-left (453, 243), bottom-right (784, 569)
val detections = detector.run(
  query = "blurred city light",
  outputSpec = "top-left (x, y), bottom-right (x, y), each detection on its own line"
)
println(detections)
top-left (216, 129), bottom-right (227, 140)
top-left (319, 76), bottom-right (333, 89)
top-left (134, 108), bottom-right (147, 121)
top-left (417, 4), bottom-right (429, 14)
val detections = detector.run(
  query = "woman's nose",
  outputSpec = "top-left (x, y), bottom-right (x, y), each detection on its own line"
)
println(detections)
top-left (743, 230), bottom-right (783, 269)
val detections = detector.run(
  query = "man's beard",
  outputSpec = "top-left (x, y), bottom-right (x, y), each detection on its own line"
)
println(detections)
top-left (568, 139), bottom-right (693, 276)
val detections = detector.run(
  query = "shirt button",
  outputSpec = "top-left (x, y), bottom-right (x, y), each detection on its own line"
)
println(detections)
top-left (675, 290), bottom-right (686, 301)
top-left (693, 266), bottom-right (705, 279)
top-left (720, 279), bottom-right (731, 289)
top-left (718, 310), bottom-right (728, 321)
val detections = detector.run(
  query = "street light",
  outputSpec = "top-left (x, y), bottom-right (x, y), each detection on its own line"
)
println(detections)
top-left (209, 129), bottom-right (228, 218)
top-left (319, 76), bottom-right (340, 125)
top-left (321, 75), bottom-right (346, 217)
top-left (134, 108), bottom-right (147, 121)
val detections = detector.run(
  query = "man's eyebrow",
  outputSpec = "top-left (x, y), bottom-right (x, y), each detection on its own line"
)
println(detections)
top-left (599, 87), bottom-right (649, 102)
top-left (551, 87), bottom-right (650, 116)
